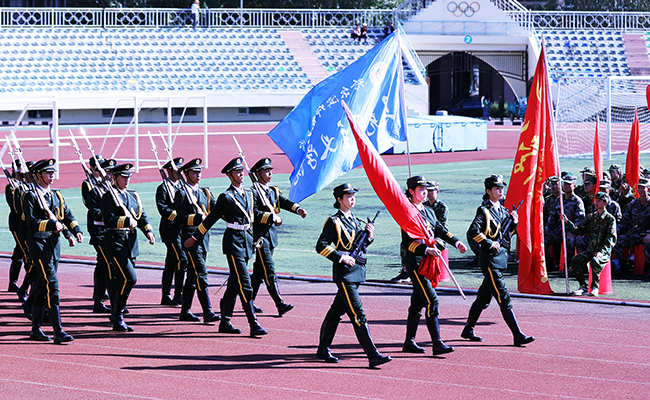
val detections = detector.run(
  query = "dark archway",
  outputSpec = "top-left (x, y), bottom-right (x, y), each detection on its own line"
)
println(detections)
top-left (427, 52), bottom-right (516, 116)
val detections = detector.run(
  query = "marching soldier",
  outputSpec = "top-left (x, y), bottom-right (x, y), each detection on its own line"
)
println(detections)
top-left (184, 157), bottom-right (267, 336)
top-left (23, 159), bottom-right (83, 343)
top-left (564, 192), bottom-right (617, 297)
top-left (6, 160), bottom-right (26, 293)
top-left (400, 176), bottom-right (467, 356)
top-left (462, 175), bottom-right (535, 346)
top-left (175, 158), bottom-right (220, 323)
top-left (81, 155), bottom-right (116, 313)
top-left (250, 157), bottom-right (306, 316)
top-left (156, 157), bottom-right (186, 306)
top-left (315, 183), bottom-right (391, 367)
top-left (101, 163), bottom-right (155, 332)
top-left (14, 161), bottom-right (35, 314)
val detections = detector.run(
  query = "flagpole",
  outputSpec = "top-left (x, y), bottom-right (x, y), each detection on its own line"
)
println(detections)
top-left (396, 30), bottom-right (412, 177)
top-left (542, 39), bottom-right (569, 294)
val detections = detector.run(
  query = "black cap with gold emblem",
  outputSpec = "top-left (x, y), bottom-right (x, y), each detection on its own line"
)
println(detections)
top-left (406, 175), bottom-right (428, 190)
top-left (251, 158), bottom-right (273, 173)
top-left (100, 159), bottom-right (117, 172)
top-left (163, 157), bottom-right (184, 170)
top-left (333, 183), bottom-right (358, 198)
top-left (221, 157), bottom-right (245, 174)
top-left (89, 155), bottom-right (106, 168)
top-left (29, 158), bottom-right (56, 173)
top-left (180, 158), bottom-right (203, 172)
top-left (484, 174), bottom-right (507, 189)
top-left (112, 163), bottom-right (134, 177)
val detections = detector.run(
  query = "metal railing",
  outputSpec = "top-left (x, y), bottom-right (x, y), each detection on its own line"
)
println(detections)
top-left (403, 20), bottom-right (528, 36)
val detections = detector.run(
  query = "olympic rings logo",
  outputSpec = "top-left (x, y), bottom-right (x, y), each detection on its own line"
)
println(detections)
top-left (447, 1), bottom-right (480, 17)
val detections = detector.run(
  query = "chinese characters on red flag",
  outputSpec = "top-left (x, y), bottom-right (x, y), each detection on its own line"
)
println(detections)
top-left (504, 48), bottom-right (558, 295)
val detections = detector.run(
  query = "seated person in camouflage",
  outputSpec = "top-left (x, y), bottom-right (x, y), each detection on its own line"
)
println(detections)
top-left (575, 167), bottom-right (595, 199)
top-left (589, 180), bottom-right (622, 223)
top-left (613, 178), bottom-right (650, 274)
top-left (608, 164), bottom-right (622, 197)
top-left (616, 176), bottom-right (635, 214)
top-left (545, 174), bottom-right (585, 269)
top-left (580, 175), bottom-right (598, 211)
top-left (543, 176), bottom-right (560, 229)
top-left (562, 192), bottom-right (617, 297)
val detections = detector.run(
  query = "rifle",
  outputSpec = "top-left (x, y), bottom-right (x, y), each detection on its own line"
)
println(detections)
top-left (69, 130), bottom-right (104, 195)
top-left (349, 211), bottom-right (380, 266)
top-left (78, 127), bottom-right (138, 225)
top-left (0, 140), bottom-right (18, 190)
top-left (147, 131), bottom-right (176, 199)
top-left (232, 136), bottom-right (278, 219)
top-left (156, 130), bottom-right (205, 218)
top-left (490, 199), bottom-right (524, 256)
top-left (9, 134), bottom-right (68, 236)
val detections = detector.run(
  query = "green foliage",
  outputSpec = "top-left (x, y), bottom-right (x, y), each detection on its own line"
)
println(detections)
top-left (65, 0), bottom-right (398, 8)
top-left (563, 0), bottom-right (650, 11)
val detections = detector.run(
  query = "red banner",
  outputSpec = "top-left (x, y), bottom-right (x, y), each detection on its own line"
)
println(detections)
top-left (594, 120), bottom-right (603, 189)
top-left (627, 109), bottom-right (640, 198)
top-left (504, 47), bottom-right (558, 295)
top-left (342, 101), bottom-right (443, 286)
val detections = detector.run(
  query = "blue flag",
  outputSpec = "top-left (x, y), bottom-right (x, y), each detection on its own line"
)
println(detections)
top-left (267, 30), bottom-right (408, 202)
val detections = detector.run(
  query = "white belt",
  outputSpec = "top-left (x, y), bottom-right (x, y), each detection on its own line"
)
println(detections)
top-left (93, 221), bottom-right (105, 226)
top-left (226, 222), bottom-right (250, 231)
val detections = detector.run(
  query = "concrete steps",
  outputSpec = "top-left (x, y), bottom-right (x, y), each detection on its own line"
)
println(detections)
top-left (278, 30), bottom-right (329, 85)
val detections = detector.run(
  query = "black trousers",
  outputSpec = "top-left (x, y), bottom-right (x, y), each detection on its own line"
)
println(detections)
top-left (407, 268), bottom-right (440, 318)
top-left (110, 254), bottom-right (137, 297)
top-left (32, 256), bottom-right (59, 308)
top-left (473, 266), bottom-right (513, 312)
top-left (223, 254), bottom-right (253, 303)
top-left (185, 246), bottom-right (209, 292)
top-left (324, 282), bottom-right (367, 327)
top-left (252, 239), bottom-right (277, 286)
top-left (93, 244), bottom-right (113, 281)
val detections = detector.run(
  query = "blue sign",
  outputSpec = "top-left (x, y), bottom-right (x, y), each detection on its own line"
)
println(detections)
top-left (464, 35), bottom-right (472, 44)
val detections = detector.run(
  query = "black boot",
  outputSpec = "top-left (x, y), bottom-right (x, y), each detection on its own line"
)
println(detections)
top-left (17, 270), bottom-right (34, 303)
top-left (93, 278), bottom-right (111, 314)
top-left (353, 323), bottom-right (391, 368)
top-left (218, 298), bottom-right (242, 334)
top-left (501, 308), bottom-right (535, 346)
top-left (161, 267), bottom-right (175, 305)
top-left (268, 281), bottom-right (294, 317)
top-left (242, 300), bottom-right (267, 336)
top-left (172, 268), bottom-right (185, 305)
top-left (316, 319), bottom-right (340, 363)
top-left (197, 288), bottom-right (220, 323)
top-left (48, 306), bottom-right (73, 344)
top-left (22, 299), bottom-right (33, 321)
top-left (461, 303), bottom-right (484, 342)
top-left (8, 260), bottom-right (22, 292)
top-left (110, 294), bottom-right (134, 332)
top-left (402, 312), bottom-right (425, 353)
top-left (426, 316), bottom-right (454, 355)
top-left (29, 304), bottom-right (51, 342)
top-left (179, 285), bottom-right (200, 322)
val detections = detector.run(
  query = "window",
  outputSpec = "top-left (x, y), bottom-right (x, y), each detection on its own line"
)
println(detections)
top-left (163, 108), bottom-right (198, 116)
top-left (238, 107), bottom-right (270, 115)
top-left (102, 109), bottom-right (135, 118)
top-left (27, 110), bottom-right (53, 119)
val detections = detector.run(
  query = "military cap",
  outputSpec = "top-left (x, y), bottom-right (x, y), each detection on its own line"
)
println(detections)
top-left (333, 183), bottom-right (358, 198)
top-left (638, 178), bottom-right (650, 187)
top-left (426, 180), bottom-right (440, 190)
top-left (608, 164), bottom-right (621, 171)
top-left (643, 168), bottom-right (650, 176)
top-left (594, 192), bottom-right (610, 204)
top-left (599, 179), bottom-right (612, 187)
top-left (603, 171), bottom-right (611, 180)
top-left (562, 174), bottom-right (577, 184)
top-left (560, 171), bottom-right (571, 178)
top-left (251, 158), bottom-right (273, 173)
top-left (580, 167), bottom-right (595, 175)
top-left (89, 155), bottom-right (105, 168)
top-left (584, 175), bottom-right (597, 184)
top-left (407, 175), bottom-right (428, 190)
top-left (14, 159), bottom-right (34, 171)
top-left (484, 174), bottom-right (507, 189)
top-left (162, 157), bottom-right (184, 170)
top-left (112, 163), bottom-right (133, 177)
top-left (547, 175), bottom-right (559, 183)
top-left (29, 158), bottom-right (56, 173)
top-left (181, 158), bottom-right (203, 172)
top-left (221, 157), bottom-right (244, 174)
top-left (100, 159), bottom-right (117, 171)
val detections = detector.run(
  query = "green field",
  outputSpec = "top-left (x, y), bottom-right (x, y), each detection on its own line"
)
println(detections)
top-left (3, 152), bottom-right (650, 300)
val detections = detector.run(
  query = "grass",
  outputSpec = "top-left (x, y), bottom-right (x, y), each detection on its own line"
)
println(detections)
top-left (2, 152), bottom-right (650, 301)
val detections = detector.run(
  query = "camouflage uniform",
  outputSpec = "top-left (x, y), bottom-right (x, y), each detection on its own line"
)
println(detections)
top-left (589, 199), bottom-right (622, 223)
top-left (543, 194), bottom-right (559, 229)
top-left (566, 210), bottom-right (617, 290)
top-left (612, 198), bottom-right (650, 262)
top-left (545, 193), bottom-right (585, 267)
top-left (617, 191), bottom-right (634, 214)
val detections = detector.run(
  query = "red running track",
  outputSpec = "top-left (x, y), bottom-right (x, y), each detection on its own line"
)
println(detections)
top-left (1, 258), bottom-right (648, 400)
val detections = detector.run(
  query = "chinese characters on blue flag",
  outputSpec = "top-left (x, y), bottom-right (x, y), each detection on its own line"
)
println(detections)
top-left (267, 30), bottom-right (408, 202)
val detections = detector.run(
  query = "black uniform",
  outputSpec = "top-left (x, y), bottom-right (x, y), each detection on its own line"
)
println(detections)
top-left (24, 183), bottom-right (82, 343)
top-left (156, 180), bottom-right (186, 305)
top-left (315, 208), bottom-right (390, 366)
top-left (176, 182), bottom-right (220, 322)
top-left (101, 186), bottom-right (153, 331)
top-left (463, 199), bottom-right (534, 346)
top-left (192, 184), bottom-right (266, 335)
top-left (401, 204), bottom-right (460, 353)
top-left (251, 184), bottom-right (300, 314)
top-left (81, 179), bottom-right (112, 311)
top-left (6, 181), bottom-right (26, 292)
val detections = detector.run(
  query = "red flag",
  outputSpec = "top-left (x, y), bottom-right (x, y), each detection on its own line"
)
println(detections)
top-left (341, 101), bottom-right (444, 286)
top-left (646, 84), bottom-right (650, 109)
top-left (593, 120), bottom-right (603, 188)
top-left (504, 47), bottom-right (558, 295)
top-left (626, 109), bottom-right (640, 198)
